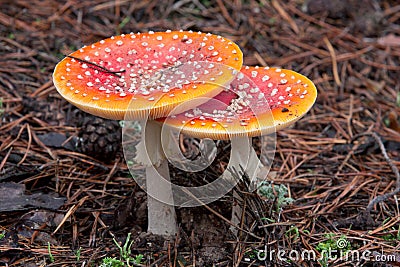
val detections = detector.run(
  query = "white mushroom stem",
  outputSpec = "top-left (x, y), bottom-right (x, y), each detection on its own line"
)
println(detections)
top-left (134, 120), bottom-right (177, 236)
top-left (224, 137), bottom-right (265, 234)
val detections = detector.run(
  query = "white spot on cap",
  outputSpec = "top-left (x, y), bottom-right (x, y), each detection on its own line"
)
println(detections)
top-left (251, 71), bottom-right (258, 78)
top-left (173, 34), bottom-right (178, 39)
top-left (116, 40), bottom-right (123, 46)
top-left (250, 87), bottom-right (260, 93)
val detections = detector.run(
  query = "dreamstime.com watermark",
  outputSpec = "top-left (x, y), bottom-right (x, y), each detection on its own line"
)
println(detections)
top-left (248, 239), bottom-right (398, 263)
top-left (122, 62), bottom-right (277, 207)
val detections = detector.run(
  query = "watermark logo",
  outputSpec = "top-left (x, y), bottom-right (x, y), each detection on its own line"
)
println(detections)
top-left (251, 238), bottom-right (398, 264)
top-left (335, 237), bottom-right (349, 250)
top-left (122, 62), bottom-right (277, 207)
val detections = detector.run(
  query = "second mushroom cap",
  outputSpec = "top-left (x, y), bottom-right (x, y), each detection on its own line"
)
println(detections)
top-left (160, 66), bottom-right (317, 139)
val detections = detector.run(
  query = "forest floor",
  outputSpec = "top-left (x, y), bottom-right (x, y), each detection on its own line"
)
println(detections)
top-left (0, 0), bottom-right (400, 266)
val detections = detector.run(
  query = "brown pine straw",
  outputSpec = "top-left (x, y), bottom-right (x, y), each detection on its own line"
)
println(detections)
top-left (1, 0), bottom-right (400, 265)
top-left (351, 132), bottom-right (400, 213)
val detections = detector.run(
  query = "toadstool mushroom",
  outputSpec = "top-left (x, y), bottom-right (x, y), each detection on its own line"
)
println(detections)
top-left (53, 30), bottom-right (243, 236)
top-left (159, 65), bottom-right (317, 231)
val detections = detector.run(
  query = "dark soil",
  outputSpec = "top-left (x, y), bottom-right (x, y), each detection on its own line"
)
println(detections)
top-left (1, 0), bottom-right (400, 266)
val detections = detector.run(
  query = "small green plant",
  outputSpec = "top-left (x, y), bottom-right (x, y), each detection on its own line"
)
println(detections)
top-left (382, 224), bottom-right (400, 242)
top-left (285, 226), bottom-right (300, 241)
top-left (258, 182), bottom-right (294, 210)
top-left (0, 98), bottom-right (4, 117)
top-left (260, 217), bottom-right (275, 223)
top-left (100, 257), bottom-right (124, 267)
top-left (244, 249), bottom-right (258, 260)
top-left (75, 247), bottom-right (82, 262)
top-left (99, 233), bottom-right (144, 267)
top-left (0, 231), bottom-right (5, 240)
top-left (47, 242), bottom-right (55, 263)
top-left (316, 234), bottom-right (351, 267)
top-left (118, 17), bottom-right (131, 31)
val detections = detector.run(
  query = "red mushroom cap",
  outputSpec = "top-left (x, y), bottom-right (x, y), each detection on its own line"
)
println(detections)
top-left (53, 31), bottom-right (243, 120)
top-left (160, 66), bottom-right (317, 140)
